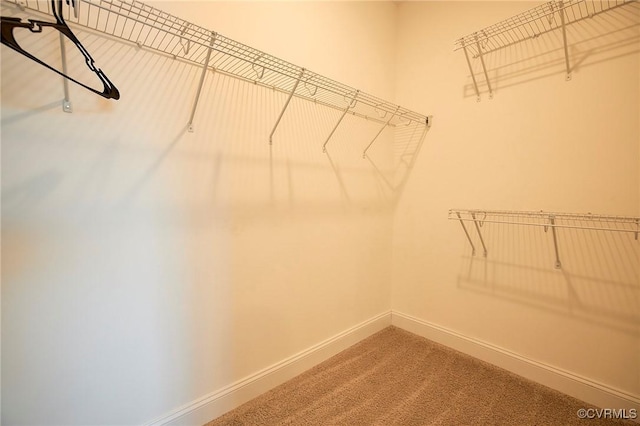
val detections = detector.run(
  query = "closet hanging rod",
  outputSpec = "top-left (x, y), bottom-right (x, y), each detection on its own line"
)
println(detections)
top-left (5, 0), bottom-right (430, 127)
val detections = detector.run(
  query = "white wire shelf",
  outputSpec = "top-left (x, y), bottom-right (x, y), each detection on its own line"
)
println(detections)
top-left (449, 209), bottom-right (640, 269)
top-left (454, 0), bottom-right (638, 100)
top-left (3, 0), bottom-right (431, 142)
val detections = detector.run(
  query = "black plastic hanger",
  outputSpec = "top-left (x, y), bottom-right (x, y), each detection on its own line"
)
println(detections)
top-left (1, 0), bottom-right (120, 100)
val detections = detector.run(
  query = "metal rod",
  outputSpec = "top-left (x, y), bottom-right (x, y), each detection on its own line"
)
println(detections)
top-left (471, 212), bottom-right (488, 257)
top-left (457, 212), bottom-right (476, 256)
top-left (462, 43), bottom-right (481, 102)
top-left (475, 35), bottom-right (493, 99)
top-left (448, 218), bottom-right (640, 234)
top-left (187, 31), bottom-right (216, 133)
top-left (549, 216), bottom-right (562, 269)
top-left (323, 90), bottom-right (358, 152)
top-left (59, 33), bottom-right (72, 113)
top-left (363, 106), bottom-right (400, 159)
top-left (558, 1), bottom-right (572, 81)
top-left (449, 209), bottom-right (639, 223)
top-left (269, 68), bottom-right (304, 145)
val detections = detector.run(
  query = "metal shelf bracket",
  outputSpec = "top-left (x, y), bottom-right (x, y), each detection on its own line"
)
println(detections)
top-left (363, 105), bottom-right (399, 159)
top-left (59, 33), bottom-right (72, 113)
top-left (474, 34), bottom-right (493, 100)
top-left (323, 90), bottom-right (359, 153)
top-left (558, 2), bottom-right (572, 81)
top-left (456, 211), bottom-right (476, 256)
top-left (471, 212), bottom-right (488, 257)
top-left (548, 215), bottom-right (562, 269)
top-left (187, 31), bottom-right (216, 133)
top-left (462, 40), bottom-right (481, 102)
top-left (269, 68), bottom-right (305, 145)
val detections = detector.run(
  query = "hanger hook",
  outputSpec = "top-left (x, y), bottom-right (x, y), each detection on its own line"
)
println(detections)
top-left (0, 0), bottom-right (120, 99)
top-left (374, 104), bottom-right (388, 119)
top-left (179, 22), bottom-right (191, 55)
top-left (478, 212), bottom-right (487, 227)
top-left (547, 1), bottom-right (557, 25)
top-left (252, 53), bottom-right (265, 80)
top-left (303, 76), bottom-right (317, 97)
top-left (344, 90), bottom-right (358, 108)
top-left (397, 112), bottom-right (411, 126)
top-left (480, 31), bottom-right (488, 49)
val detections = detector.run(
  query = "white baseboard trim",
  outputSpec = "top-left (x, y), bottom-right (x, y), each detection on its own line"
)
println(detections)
top-left (391, 311), bottom-right (640, 416)
top-left (147, 310), bottom-right (392, 426)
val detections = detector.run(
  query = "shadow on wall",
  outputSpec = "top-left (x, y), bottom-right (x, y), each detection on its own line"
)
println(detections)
top-left (193, 72), bottom-right (399, 215)
top-left (167, 63), bottom-right (431, 220)
top-left (456, 222), bottom-right (640, 336)
top-left (461, 2), bottom-right (640, 100)
top-left (366, 119), bottom-right (430, 207)
top-left (1, 3), bottom-right (421, 422)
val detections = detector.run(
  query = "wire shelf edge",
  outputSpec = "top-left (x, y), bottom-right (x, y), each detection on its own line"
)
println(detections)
top-left (4, 0), bottom-right (430, 128)
top-left (449, 209), bottom-right (640, 234)
top-left (449, 208), bottom-right (639, 268)
top-left (454, 0), bottom-right (637, 57)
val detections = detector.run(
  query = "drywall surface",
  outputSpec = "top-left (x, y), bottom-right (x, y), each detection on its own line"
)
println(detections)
top-left (1, 1), bottom-right (397, 424)
top-left (392, 0), bottom-right (639, 402)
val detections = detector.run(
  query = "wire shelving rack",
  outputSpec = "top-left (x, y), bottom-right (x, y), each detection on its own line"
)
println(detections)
top-left (3, 0), bottom-right (431, 152)
top-left (454, 0), bottom-right (638, 101)
top-left (449, 209), bottom-right (640, 269)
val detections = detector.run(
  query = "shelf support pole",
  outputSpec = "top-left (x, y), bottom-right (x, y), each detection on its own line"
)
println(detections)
top-left (323, 90), bottom-right (359, 153)
top-left (363, 106), bottom-right (399, 159)
top-left (549, 215), bottom-right (562, 269)
top-left (456, 212), bottom-right (476, 256)
top-left (558, 2), bottom-right (572, 81)
top-left (461, 41), bottom-right (481, 102)
top-left (474, 35), bottom-right (493, 99)
top-left (270, 68), bottom-right (305, 145)
top-left (188, 32), bottom-right (216, 133)
top-left (59, 33), bottom-right (72, 113)
top-left (471, 212), bottom-right (488, 257)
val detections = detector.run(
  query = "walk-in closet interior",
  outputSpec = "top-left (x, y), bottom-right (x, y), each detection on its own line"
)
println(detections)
top-left (1, 0), bottom-right (639, 424)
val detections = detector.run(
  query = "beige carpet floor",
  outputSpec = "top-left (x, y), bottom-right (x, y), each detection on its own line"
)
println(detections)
top-left (206, 326), bottom-right (635, 425)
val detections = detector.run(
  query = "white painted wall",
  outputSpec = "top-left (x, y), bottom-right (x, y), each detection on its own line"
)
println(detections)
top-left (3, 1), bottom-right (639, 424)
top-left (392, 0), bottom-right (639, 404)
top-left (1, 2), bottom-right (397, 424)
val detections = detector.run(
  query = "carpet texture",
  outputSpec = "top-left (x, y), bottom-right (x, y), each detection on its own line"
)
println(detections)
top-left (206, 326), bottom-right (634, 425)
